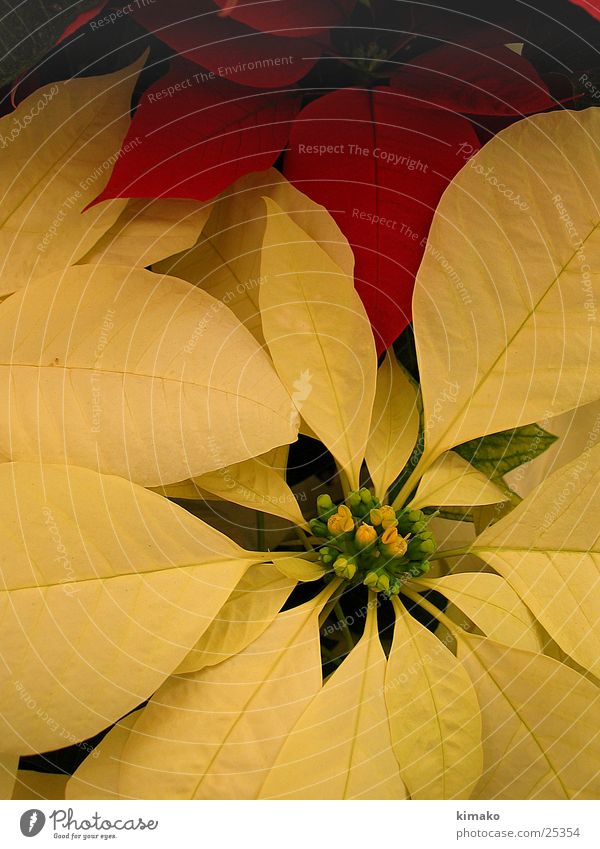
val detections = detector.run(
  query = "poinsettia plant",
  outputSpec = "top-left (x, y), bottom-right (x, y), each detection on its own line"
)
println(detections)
top-left (53, 0), bottom-right (580, 353)
top-left (0, 48), bottom-right (599, 802)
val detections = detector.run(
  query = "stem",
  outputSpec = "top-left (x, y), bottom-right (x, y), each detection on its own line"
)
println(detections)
top-left (295, 527), bottom-right (313, 552)
top-left (319, 580), bottom-right (345, 626)
top-left (256, 511), bottom-right (265, 551)
top-left (334, 602), bottom-right (355, 654)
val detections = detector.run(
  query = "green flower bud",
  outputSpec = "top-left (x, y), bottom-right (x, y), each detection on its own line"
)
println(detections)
top-left (349, 491), bottom-right (370, 518)
top-left (388, 577), bottom-right (401, 597)
top-left (333, 556), bottom-right (357, 581)
top-left (363, 571), bottom-right (379, 589)
top-left (419, 539), bottom-right (436, 555)
top-left (363, 570), bottom-right (390, 593)
top-left (347, 491), bottom-right (361, 506)
top-left (309, 518), bottom-right (329, 538)
top-left (395, 513), bottom-right (413, 534)
top-left (407, 560), bottom-right (430, 578)
top-left (407, 540), bottom-right (424, 560)
top-left (407, 510), bottom-right (424, 523)
top-left (316, 494), bottom-right (335, 518)
top-left (319, 546), bottom-right (336, 565)
top-left (359, 487), bottom-right (373, 505)
top-left (369, 508), bottom-right (383, 526)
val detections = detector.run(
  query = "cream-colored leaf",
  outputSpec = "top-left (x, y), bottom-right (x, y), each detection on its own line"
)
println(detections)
top-left (366, 352), bottom-right (420, 500)
top-left (418, 574), bottom-right (544, 652)
top-left (0, 462), bottom-right (254, 754)
top-left (12, 771), bottom-right (68, 800)
top-left (541, 635), bottom-right (600, 687)
top-left (195, 454), bottom-right (307, 526)
top-left (406, 452), bottom-right (507, 510)
top-left (473, 443), bottom-right (600, 677)
top-left (66, 711), bottom-right (142, 800)
top-left (298, 418), bottom-right (320, 441)
top-left (118, 587), bottom-right (335, 799)
top-left (153, 479), bottom-right (208, 500)
top-left (0, 58), bottom-right (149, 296)
top-left (260, 199), bottom-right (377, 490)
top-left (427, 515), bottom-right (480, 576)
top-left (0, 754), bottom-right (18, 800)
top-left (156, 168), bottom-right (353, 344)
top-left (414, 109), bottom-right (600, 463)
top-left (459, 635), bottom-right (600, 799)
top-left (260, 597), bottom-right (407, 799)
top-left (385, 599), bottom-right (483, 799)
top-left (175, 563), bottom-right (295, 674)
top-left (80, 198), bottom-right (211, 267)
top-left (505, 401), bottom-right (600, 499)
top-left (264, 443), bottom-right (290, 479)
top-left (155, 446), bottom-right (291, 501)
top-left (272, 555), bottom-right (326, 582)
top-left (0, 265), bottom-right (297, 486)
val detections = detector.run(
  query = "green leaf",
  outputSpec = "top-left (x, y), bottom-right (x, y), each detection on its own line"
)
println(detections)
top-left (455, 425), bottom-right (558, 480)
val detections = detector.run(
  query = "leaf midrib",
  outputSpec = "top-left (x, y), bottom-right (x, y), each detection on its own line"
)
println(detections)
top-left (470, 644), bottom-right (570, 798)
top-left (473, 544), bottom-right (599, 556)
top-left (427, 219), bottom-right (600, 457)
top-left (0, 557), bottom-right (250, 593)
top-left (189, 602), bottom-right (322, 799)
top-left (1, 361), bottom-right (287, 418)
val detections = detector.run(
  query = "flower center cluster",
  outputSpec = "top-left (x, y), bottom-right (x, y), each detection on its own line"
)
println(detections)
top-left (309, 489), bottom-right (435, 597)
